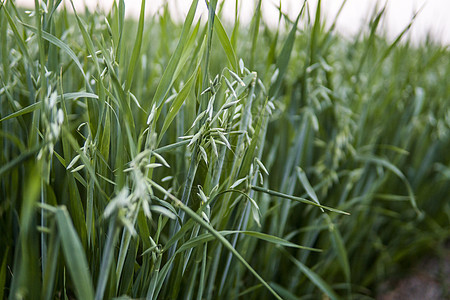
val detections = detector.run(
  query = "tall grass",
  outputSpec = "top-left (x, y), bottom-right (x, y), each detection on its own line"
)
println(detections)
top-left (1, 0), bottom-right (449, 299)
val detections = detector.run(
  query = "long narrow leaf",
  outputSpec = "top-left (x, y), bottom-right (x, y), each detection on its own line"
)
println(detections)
top-left (55, 207), bottom-right (94, 300)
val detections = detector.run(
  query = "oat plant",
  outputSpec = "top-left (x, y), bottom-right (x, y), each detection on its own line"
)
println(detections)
top-left (1, 0), bottom-right (449, 299)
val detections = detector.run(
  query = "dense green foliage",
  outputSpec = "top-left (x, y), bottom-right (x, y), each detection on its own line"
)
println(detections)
top-left (1, 0), bottom-right (449, 299)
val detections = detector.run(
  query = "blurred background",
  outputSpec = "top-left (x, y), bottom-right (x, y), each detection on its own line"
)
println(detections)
top-left (15, 0), bottom-right (450, 45)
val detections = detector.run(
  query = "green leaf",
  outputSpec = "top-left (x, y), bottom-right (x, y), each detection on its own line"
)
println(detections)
top-left (213, 15), bottom-right (238, 72)
top-left (152, 0), bottom-right (199, 109)
top-left (55, 207), bottom-right (94, 300)
top-left (148, 180), bottom-right (283, 300)
top-left (285, 249), bottom-right (340, 300)
top-left (326, 216), bottom-right (351, 284)
top-left (69, 0), bottom-right (101, 73)
top-left (251, 185), bottom-right (350, 215)
top-left (0, 143), bottom-right (40, 177)
top-left (224, 231), bottom-right (321, 252)
top-left (125, 0), bottom-right (146, 92)
top-left (0, 249), bottom-right (8, 300)
top-left (19, 21), bottom-right (90, 84)
top-left (42, 225), bottom-right (61, 300)
top-left (159, 68), bottom-right (197, 141)
top-left (2, 7), bottom-right (31, 62)
top-left (0, 102), bottom-right (40, 123)
top-left (268, 8), bottom-right (302, 100)
top-left (296, 167), bottom-right (324, 212)
top-left (356, 154), bottom-right (422, 217)
top-left (0, 92), bottom-right (98, 122)
top-left (95, 217), bottom-right (119, 300)
top-left (8, 166), bottom-right (41, 298)
top-left (150, 205), bottom-right (177, 220)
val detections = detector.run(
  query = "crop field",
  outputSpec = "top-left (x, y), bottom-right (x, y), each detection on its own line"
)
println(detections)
top-left (0, 0), bottom-right (449, 299)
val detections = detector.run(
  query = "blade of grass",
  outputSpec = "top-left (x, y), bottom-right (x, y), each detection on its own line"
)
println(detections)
top-left (18, 21), bottom-right (91, 87)
top-left (148, 179), bottom-right (283, 300)
top-left (0, 249), bottom-right (8, 300)
top-left (281, 248), bottom-right (340, 300)
top-left (251, 185), bottom-right (350, 215)
top-left (213, 14), bottom-right (238, 73)
top-left (296, 167), bottom-right (324, 212)
top-left (268, 5), bottom-right (303, 100)
top-left (151, 0), bottom-right (199, 109)
top-left (356, 154), bottom-right (422, 217)
top-left (55, 206), bottom-right (94, 300)
top-left (124, 0), bottom-right (146, 92)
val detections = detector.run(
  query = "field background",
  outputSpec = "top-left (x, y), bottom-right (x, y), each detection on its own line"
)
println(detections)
top-left (1, 0), bottom-right (449, 299)
top-left (14, 0), bottom-right (450, 45)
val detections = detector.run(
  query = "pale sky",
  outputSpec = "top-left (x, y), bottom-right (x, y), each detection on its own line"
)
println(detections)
top-left (15, 0), bottom-right (450, 45)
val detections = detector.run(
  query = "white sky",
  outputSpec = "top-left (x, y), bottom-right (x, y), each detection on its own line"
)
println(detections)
top-left (15, 0), bottom-right (450, 45)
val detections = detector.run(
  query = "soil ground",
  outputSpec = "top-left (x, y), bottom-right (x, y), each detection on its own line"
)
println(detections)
top-left (377, 243), bottom-right (450, 300)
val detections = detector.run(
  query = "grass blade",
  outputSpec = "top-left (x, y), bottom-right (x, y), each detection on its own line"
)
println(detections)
top-left (55, 207), bottom-right (94, 300)
top-left (283, 248), bottom-right (340, 300)
top-left (151, 0), bottom-right (199, 109)
top-left (213, 15), bottom-right (238, 72)
top-left (124, 0), bottom-right (146, 92)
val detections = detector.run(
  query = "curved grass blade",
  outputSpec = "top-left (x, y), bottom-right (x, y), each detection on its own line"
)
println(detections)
top-left (125, 0), bottom-right (146, 92)
top-left (0, 249), bottom-right (8, 300)
top-left (251, 185), bottom-right (350, 215)
top-left (297, 166), bottom-right (324, 212)
top-left (213, 15), bottom-right (238, 72)
top-left (159, 68), bottom-right (197, 142)
top-left (41, 224), bottom-right (61, 300)
top-left (55, 207), bottom-right (94, 300)
top-left (268, 6), bottom-right (302, 100)
top-left (148, 180), bottom-right (283, 300)
top-left (356, 154), bottom-right (422, 217)
top-left (152, 0), bottom-right (199, 109)
top-left (18, 21), bottom-right (90, 85)
top-left (68, 0), bottom-right (101, 73)
top-left (326, 216), bottom-right (351, 286)
top-left (0, 92), bottom-right (98, 122)
top-left (0, 143), bottom-right (41, 177)
top-left (281, 248), bottom-right (340, 300)
top-left (222, 230), bottom-right (321, 251)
